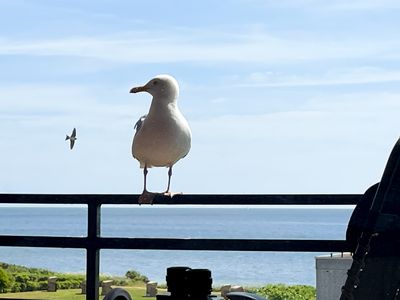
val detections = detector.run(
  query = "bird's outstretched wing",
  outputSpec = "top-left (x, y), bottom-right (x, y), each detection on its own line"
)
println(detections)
top-left (134, 115), bottom-right (147, 135)
top-left (66, 128), bottom-right (76, 149)
top-left (71, 128), bottom-right (76, 138)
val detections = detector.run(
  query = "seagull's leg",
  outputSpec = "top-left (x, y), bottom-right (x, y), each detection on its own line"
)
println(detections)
top-left (143, 166), bottom-right (148, 193)
top-left (164, 166), bottom-right (182, 197)
top-left (138, 165), bottom-right (156, 205)
top-left (165, 166), bottom-right (173, 194)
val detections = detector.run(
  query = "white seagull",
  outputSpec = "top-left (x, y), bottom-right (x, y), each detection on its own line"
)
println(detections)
top-left (130, 74), bottom-right (192, 204)
top-left (65, 128), bottom-right (77, 150)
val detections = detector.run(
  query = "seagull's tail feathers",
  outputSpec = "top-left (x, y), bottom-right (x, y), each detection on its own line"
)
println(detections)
top-left (65, 135), bottom-right (70, 141)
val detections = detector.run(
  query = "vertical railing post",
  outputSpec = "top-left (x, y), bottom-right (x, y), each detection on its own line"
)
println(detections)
top-left (86, 202), bottom-right (101, 300)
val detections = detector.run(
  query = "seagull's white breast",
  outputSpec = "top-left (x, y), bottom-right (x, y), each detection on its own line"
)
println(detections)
top-left (132, 104), bottom-right (191, 168)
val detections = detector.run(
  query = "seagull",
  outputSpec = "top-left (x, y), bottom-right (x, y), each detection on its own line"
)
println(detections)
top-left (65, 128), bottom-right (77, 150)
top-left (130, 74), bottom-right (192, 204)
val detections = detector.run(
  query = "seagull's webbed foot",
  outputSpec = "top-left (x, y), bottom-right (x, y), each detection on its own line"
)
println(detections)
top-left (138, 190), bottom-right (156, 205)
top-left (164, 191), bottom-right (183, 198)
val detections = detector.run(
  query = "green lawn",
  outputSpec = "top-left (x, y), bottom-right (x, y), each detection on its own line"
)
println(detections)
top-left (0, 285), bottom-right (157, 299)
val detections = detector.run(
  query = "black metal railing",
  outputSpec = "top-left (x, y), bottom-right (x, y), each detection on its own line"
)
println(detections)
top-left (0, 193), bottom-right (360, 300)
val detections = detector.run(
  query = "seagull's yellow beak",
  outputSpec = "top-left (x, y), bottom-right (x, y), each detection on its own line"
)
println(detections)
top-left (130, 85), bottom-right (147, 93)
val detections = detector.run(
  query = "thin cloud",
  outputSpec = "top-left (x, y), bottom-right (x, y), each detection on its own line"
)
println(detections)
top-left (325, 0), bottom-right (400, 10)
top-left (244, 0), bottom-right (400, 10)
top-left (0, 28), bottom-right (398, 64)
top-left (0, 83), bottom-right (149, 135)
top-left (230, 67), bottom-right (400, 88)
top-left (191, 90), bottom-right (400, 145)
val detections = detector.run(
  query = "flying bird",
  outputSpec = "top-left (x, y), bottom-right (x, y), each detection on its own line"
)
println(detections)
top-left (65, 128), bottom-right (77, 150)
top-left (130, 74), bottom-right (192, 204)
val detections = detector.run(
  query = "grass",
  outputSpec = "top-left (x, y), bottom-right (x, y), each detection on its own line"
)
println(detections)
top-left (0, 283), bottom-right (317, 300)
top-left (0, 284), bottom-right (157, 299)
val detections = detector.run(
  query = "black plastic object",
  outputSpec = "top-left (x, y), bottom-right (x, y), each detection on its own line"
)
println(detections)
top-left (166, 266), bottom-right (191, 298)
top-left (158, 266), bottom-right (214, 300)
top-left (187, 268), bottom-right (212, 300)
top-left (226, 292), bottom-right (267, 300)
top-left (347, 182), bottom-right (400, 257)
top-left (341, 138), bottom-right (400, 300)
top-left (103, 287), bottom-right (132, 300)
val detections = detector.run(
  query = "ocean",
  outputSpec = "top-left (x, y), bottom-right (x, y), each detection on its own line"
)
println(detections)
top-left (0, 205), bottom-right (353, 286)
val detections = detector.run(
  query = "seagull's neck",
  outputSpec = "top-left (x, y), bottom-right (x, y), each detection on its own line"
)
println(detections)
top-left (148, 96), bottom-right (179, 116)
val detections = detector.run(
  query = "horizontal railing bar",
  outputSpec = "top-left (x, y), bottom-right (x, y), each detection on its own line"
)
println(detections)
top-left (100, 237), bottom-right (351, 252)
top-left (0, 236), bottom-right (86, 248)
top-left (0, 194), bottom-right (361, 205)
top-left (0, 235), bottom-right (351, 252)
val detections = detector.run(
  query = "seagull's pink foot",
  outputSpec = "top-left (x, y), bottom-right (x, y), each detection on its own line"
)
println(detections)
top-left (138, 191), bottom-right (156, 205)
top-left (164, 191), bottom-right (183, 198)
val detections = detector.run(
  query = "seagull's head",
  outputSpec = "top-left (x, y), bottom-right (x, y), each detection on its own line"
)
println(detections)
top-left (130, 74), bottom-right (179, 102)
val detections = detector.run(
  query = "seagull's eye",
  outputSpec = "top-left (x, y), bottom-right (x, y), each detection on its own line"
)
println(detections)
top-left (153, 81), bottom-right (158, 85)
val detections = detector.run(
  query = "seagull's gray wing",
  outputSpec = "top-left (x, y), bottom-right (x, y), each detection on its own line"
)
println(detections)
top-left (134, 115), bottom-right (147, 135)
top-left (71, 128), bottom-right (76, 138)
top-left (70, 139), bottom-right (75, 149)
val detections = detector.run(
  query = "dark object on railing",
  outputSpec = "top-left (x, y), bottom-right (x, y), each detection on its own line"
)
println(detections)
top-left (346, 183), bottom-right (379, 252)
top-left (226, 292), bottom-right (267, 300)
top-left (165, 266), bottom-right (191, 298)
top-left (186, 269), bottom-right (213, 300)
top-left (103, 287), bottom-right (132, 300)
top-left (158, 267), bottom-right (215, 300)
top-left (341, 138), bottom-right (400, 300)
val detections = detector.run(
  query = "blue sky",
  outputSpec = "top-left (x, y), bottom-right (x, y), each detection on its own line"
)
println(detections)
top-left (1, 0), bottom-right (400, 194)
